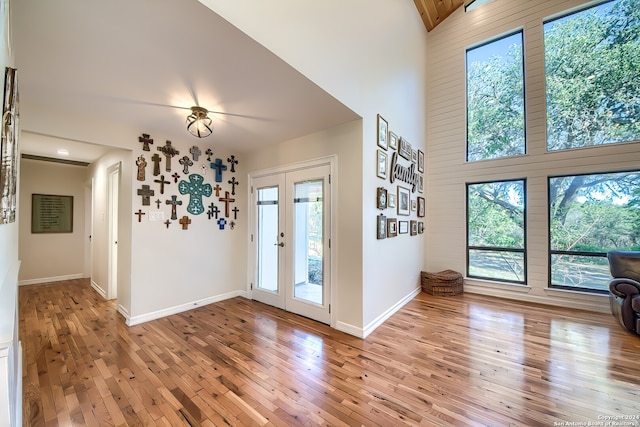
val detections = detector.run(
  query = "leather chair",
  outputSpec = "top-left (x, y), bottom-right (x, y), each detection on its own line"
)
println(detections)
top-left (607, 251), bottom-right (640, 335)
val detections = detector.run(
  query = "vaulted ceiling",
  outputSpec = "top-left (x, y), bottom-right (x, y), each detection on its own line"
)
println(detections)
top-left (413, 0), bottom-right (464, 32)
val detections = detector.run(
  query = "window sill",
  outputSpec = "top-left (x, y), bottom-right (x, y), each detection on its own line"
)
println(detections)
top-left (464, 277), bottom-right (531, 294)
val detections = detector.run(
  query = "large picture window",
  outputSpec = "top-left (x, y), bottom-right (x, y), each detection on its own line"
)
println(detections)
top-left (466, 31), bottom-right (525, 161)
top-left (467, 180), bottom-right (526, 284)
top-left (549, 171), bottom-right (640, 292)
top-left (545, 0), bottom-right (640, 151)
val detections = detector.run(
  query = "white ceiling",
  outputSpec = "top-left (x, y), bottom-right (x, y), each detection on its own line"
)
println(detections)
top-left (13, 0), bottom-right (359, 163)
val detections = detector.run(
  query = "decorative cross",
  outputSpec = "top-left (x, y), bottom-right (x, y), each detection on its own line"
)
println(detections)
top-left (213, 184), bottom-right (222, 197)
top-left (134, 209), bottom-right (146, 222)
top-left (217, 218), bottom-right (227, 230)
top-left (190, 146), bottom-right (201, 161)
top-left (205, 148), bottom-right (213, 161)
top-left (227, 155), bottom-right (238, 173)
top-left (137, 185), bottom-right (154, 206)
top-left (164, 219), bottom-right (171, 229)
top-left (151, 153), bottom-right (162, 176)
top-left (179, 215), bottom-right (191, 230)
top-left (179, 155), bottom-right (193, 174)
top-left (228, 177), bottom-right (239, 195)
top-left (207, 203), bottom-right (220, 220)
top-left (157, 140), bottom-right (179, 172)
top-left (230, 221), bottom-right (235, 230)
top-left (232, 206), bottom-right (239, 220)
top-left (210, 158), bottom-right (227, 183)
top-left (155, 199), bottom-right (162, 209)
top-left (166, 195), bottom-right (183, 220)
top-left (136, 155), bottom-right (147, 181)
top-left (154, 175), bottom-right (170, 194)
top-left (219, 191), bottom-right (235, 218)
top-left (201, 164), bottom-right (207, 175)
top-left (139, 133), bottom-right (154, 151)
top-left (179, 174), bottom-right (212, 215)
top-left (172, 172), bottom-right (180, 183)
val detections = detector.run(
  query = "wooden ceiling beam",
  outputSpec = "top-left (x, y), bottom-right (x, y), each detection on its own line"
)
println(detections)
top-left (413, 0), bottom-right (464, 32)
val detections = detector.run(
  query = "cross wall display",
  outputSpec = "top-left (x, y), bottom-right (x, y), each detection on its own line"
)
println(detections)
top-left (133, 132), bottom-right (240, 232)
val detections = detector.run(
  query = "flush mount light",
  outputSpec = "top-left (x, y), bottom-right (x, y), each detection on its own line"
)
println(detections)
top-left (186, 106), bottom-right (213, 138)
top-left (57, 149), bottom-right (69, 156)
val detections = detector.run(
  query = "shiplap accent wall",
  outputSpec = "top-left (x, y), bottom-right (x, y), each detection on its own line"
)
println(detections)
top-left (425, 0), bottom-right (640, 312)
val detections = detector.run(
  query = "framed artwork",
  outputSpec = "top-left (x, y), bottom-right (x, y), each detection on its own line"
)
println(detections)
top-left (417, 196), bottom-right (425, 217)
top-left (377, 187), bottom-right (387, 209)
top-left (397, 186), bottom-right (410, 216)
top-left (377, 149), bottom-right (388, 179)
top-left (377, 114), bottom-right (388, 150)
top-left (377, 214), bottom-right (387, 239)
top-left (418, 221), bottom-right (424, 234)
top-left (410, 220), bottom-right (418, 236)
top-left (398, 137), bottom-right (412, 160)
top-left (419, 175), bottom-right (424, 193)
top-left (418, 150), bottom-right (424, 173)
top-left (389, 131), bottom-right (398, 150)
top-left (388, 192), bottom-right (396, 208)
top-left (411, 149), bottom-right (418, 163)
top-left (411, 199), bottom-right (417, 212)
top-left (32, 194), bottom-right (73, 233)
top-left (1, 67), bottom-right (19, 224)
top-left (399, 220), bottom-right (409, 234)
top-left (387, 218), bottom-right (397, 237)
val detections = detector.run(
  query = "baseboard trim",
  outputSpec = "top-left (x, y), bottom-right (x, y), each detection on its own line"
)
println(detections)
top-left (126, 290), bottom-right (248, 326)
top-left (335, 321), bottom-right (364, 338)
top-left (18, 273), bottom-right (83, 286)
top-left (362, 286), bottom-right (422, 339)
top-left (90, 280), bottom-right (106, 299)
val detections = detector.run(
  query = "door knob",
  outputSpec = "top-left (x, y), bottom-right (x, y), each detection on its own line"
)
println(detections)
top-left (274, 242), bottom-right (284, 247)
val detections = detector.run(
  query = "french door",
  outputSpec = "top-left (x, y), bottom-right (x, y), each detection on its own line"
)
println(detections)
top-left (251, 164), bottom-right (331, 324)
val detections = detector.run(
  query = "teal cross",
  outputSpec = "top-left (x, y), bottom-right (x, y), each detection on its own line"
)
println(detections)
top-left (178, 174), bottom-right (212, 215)
top-left (210, 158), bottom-right (227, 182)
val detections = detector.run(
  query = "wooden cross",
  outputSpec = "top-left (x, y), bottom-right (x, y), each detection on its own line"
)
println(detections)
top-left (157, 140), bottom-right (180, 172)
top-left (178, 175), bottom-right (212, 215)
top-left (230, 221), bottom-right (235, 230)
top-left (219, 191), bottom-right (235, 218)
top-left (136, 155), bottom-right (147, 181)
top-left (164, 219), bottom-right (171, 229)
top-left (179, 155), bottom-right (193, 174)
top-left (228, 177), bottom-right (239, 195)
top-left (151, 153), bottom-right (162, 176)
top-left (137, 185), bottom-right (154, 206)
top-left (139, 133), bottom-right (154, 151)
top-left (232, 206), bottom-right (239, 220)
top-left (213, 184), bottom-right (222, 197)
top-left (210, 158), bottom-right (227, 183)
top-left (227, 155), bottom-right (238, 173)
top-left (207, 203), bottom-right (220, 219)
top-left (179, 215), bottom-right (191, 230)
top-left (205, 148), bottom-right (213, 161)
top-left (154, 175), bottom-right (170, 194)
top-left (172, 173), bottom-right (180, 183)
top-left (134, 209), bottom-right (146, 222)
top-left (190, 146), bottom-right (201, 161)
top-left (155, 199), bottom-right (162, 209)
top-left (217, 217), bottom-right (227, 230)
top-left (166, 195), bottom-right (183, 220)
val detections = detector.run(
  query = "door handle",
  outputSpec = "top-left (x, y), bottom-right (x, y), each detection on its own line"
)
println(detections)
top-left (274, 242), bottom-right (284, 247)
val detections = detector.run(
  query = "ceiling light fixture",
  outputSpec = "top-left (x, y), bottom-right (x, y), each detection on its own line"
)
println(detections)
top-left (186, 106), bottom-right (213, 138)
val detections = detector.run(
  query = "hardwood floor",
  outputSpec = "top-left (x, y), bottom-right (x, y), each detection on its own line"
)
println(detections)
top-left (20, 279), bottom-right (640, 426)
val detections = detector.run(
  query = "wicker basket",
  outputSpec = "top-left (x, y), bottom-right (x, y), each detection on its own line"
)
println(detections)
top-left (421, 270), bottom-right (463, 296)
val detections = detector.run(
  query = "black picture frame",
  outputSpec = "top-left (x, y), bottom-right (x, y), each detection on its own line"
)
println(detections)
top-left (377, 214), bottom-right (387, 239)
top-left (31, 194), bottom-right (74, 233)
top-left (377, 187), bottom-right (388, 209)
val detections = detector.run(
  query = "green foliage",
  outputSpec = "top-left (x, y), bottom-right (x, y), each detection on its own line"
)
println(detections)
top-left (468, 181), bottom-right (524, 248)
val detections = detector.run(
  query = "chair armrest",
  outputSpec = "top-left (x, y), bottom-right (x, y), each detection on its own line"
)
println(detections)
top-left (610, 278), bottom-right (640, 298)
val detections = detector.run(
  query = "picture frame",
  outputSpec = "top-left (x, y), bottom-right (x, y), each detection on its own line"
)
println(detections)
top-left (377, 149), bottom-right (388, 179)
top-left (1, 67), bottom-right (19, 224)
top-left (417, 196), bottom-right (425, 217)
top-left (376, 187), bottom-right (387, 209)
top-left (31, 194), bottom-right (74, 233)
top-left (411, 199), bottom-right (417, 212)
top-left (411, 149), bottom-right (418, 164)
top-left (377, 214), bottom-right (387, 239)
top-left (387, 218), bottom-right (397, 237)
top-left (388, 131), bottom-right (398, 150)
top-left (388, 192), bottom-right (396, 208)
top-left (410, 220), bottom-right (418, 236)
top-left (399, 220), bottom-right (409, 234)
top-left (418, 150), bottom-right (424, 173)
top-left (397, 186), bottom-right (410, 216)
top-left (377, 114), bottom-right (388, 150)
top-left (418, 175), bottom-right (424, 193)
top-left (398, 137), bottom-right (412, 160)
top-left (418, 221), bottom-right (424, 234)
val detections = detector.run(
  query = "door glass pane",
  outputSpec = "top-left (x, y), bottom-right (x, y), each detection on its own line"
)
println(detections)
top-left (293, 180), bottom-right (323, 305)
top-left (257, 186), bottom-right (279, 292)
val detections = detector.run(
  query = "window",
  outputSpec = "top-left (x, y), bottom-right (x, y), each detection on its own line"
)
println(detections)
top-left (467, 180), bottom-right (526, 283)
top-left (466, 31), bottom-right (525, 161)
top-left (545, 0), bottom-right (640, 151)
top-left (549, 171), bottom-right (640, 292)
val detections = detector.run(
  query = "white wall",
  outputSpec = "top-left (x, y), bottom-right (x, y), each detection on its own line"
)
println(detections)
top-left (201, 0), bottom-right (429, 335)
top-left (425, 0), bottom-right (640, 311)
top-left (18, 158), bottom-right (86, 284)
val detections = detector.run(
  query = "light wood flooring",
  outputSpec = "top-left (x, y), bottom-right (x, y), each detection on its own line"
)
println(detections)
top-left (20, 279), bottom-right (640, 426)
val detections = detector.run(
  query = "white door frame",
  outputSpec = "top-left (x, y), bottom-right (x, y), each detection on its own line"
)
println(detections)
top-left (107, 163), bottom-right (120, 300)
top-left (248, 156), bottom-right (337, 327)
